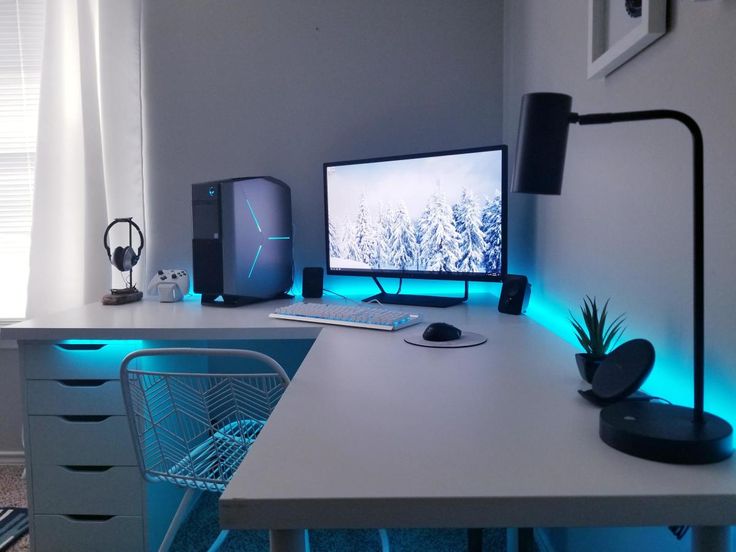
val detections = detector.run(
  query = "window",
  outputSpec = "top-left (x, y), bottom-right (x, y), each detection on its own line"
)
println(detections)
top-left (0, 0), bottom-right (44, 321)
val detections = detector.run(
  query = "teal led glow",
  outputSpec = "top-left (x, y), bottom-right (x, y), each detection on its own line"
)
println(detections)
top-left (55, 339), bottom-right (145, 370)
top-left (525, 297), bottom-right (580, 349)
top-left (268, 236), bottom-right (291, 240)
top-left (639, 356), bottom-right (736, 427)
top-left (57, 339), bottom-right (143, 346)
top-left (248, 245), bottom-right (263, 278)
top-left (640, 360), bottom-right (691, 406)
top-left (246, 200), bottom-right (262, 233)
top-left (524, 294), bottom-right (736, 428)
top-left (56, 342), bottom-right (106, 351)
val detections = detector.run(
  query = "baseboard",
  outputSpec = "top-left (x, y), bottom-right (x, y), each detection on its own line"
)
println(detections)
top-left (0, 450), bottom-right (25, 465)
top-left (534, 528), bottom-right (556, 552)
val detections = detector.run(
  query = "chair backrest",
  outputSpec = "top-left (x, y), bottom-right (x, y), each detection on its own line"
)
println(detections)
top-left (120, 348), bottom-right (290, 492)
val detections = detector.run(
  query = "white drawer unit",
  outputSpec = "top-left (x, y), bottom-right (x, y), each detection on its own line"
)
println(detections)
top-left (33, 515), bottom-right (144, 552)
top-left (32, 465), bottom-right (143, 516)
top-left (22, 340), bottom-right (142, 380)
top-left (26, 380), bottom-right (126, 416)
top-left (28, 415), bottom-right (137, 466)
top-left (19, 340), bottom-right (181, 552)
top-left (16, 336), bottom-right (306, 551)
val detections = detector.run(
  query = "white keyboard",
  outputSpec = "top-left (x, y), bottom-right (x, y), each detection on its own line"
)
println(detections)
top-left (269, 302), bottom-right (422, 331)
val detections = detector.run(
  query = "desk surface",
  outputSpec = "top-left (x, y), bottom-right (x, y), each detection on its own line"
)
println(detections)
top-left (4, 296), bottom-right (736, 530)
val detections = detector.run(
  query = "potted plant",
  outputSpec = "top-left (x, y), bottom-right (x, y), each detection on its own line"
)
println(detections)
top-left (570, 296), bottom-right (625, 383)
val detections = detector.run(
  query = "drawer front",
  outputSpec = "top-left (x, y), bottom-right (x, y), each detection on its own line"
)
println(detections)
top-left (29, 416), bottom-right (137, 466)
top-left (32, 465), bottom-right (143, 516)
top-left (22, 341), bottom-right (141, 380)
top-left (33, 514), bottom-right (143, 552)
top-left (27, 380), bottom-right (125, 416)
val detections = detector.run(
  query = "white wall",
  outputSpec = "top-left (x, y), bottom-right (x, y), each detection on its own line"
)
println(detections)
top-left (141, 0), bottom-right (505, 276)
top-left (503, 1), bottom-right (736, 550)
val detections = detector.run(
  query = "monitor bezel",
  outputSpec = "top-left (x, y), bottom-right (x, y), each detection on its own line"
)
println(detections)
top-left (323, 144), bottom-right (508, 283)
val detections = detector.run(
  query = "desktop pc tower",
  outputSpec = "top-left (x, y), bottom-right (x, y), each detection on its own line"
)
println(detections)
top-left (192, 176), bottom-right (293, 306)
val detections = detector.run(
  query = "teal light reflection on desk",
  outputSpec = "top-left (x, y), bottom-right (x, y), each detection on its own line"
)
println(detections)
top-left (524, 298), bottom-right (578, 348)
top-left (525, 295), bottom-right (736, 428)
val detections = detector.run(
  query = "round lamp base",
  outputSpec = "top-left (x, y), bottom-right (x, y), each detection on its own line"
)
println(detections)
top-left (600, 401), bottom-right (733, 464)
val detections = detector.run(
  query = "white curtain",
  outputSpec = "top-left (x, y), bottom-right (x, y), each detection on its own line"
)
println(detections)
top-left (26, 0), bottom-right (144, 318)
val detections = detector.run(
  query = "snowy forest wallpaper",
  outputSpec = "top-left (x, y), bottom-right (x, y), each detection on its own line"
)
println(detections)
top-left (326, 149), bottom-right (504, 276)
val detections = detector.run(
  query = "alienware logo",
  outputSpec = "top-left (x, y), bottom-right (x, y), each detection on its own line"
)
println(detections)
top-left (245, 199), bottom-right (290, 278)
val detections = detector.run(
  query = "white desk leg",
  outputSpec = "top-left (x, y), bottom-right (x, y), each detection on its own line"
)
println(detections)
top-left (269, 529), bottom-right (307, 552)
top-left (506, 528), bottom-right (534, 552)
top-left (692, 526), bottom-right (731, 552)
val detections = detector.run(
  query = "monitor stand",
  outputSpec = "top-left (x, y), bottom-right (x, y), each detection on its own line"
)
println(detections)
top-left (362, 278), bottom-right (468, 308)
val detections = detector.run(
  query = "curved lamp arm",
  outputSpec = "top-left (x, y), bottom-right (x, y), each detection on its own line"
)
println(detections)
top-left (571, 110), bottom-right (704, 423)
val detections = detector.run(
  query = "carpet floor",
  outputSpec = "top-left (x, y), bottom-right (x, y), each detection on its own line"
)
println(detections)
top-left (173, 492), bottom-right (508, 551)
top-left (0, 466), bottom-right (28, 552)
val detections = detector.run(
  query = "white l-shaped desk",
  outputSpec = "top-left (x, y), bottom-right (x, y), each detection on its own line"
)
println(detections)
top-left (3, 295), bottom-right (735, 552)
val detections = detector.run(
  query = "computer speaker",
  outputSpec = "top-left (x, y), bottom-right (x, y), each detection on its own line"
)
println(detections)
top-left (302, 267), bottom-right (324, 298)
top-left (498, 274), bottom-right (531, 315)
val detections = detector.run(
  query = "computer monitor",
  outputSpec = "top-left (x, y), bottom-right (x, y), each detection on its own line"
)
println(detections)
top-left (324, 145), bottom-right (507, 307)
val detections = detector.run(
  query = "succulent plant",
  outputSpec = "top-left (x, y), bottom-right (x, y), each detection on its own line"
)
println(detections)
top-left (569, 296), bottom-right (625, 359)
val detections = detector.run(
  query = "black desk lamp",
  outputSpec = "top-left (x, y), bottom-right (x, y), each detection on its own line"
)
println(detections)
top-left (513, 92), bottom-right (733, 464)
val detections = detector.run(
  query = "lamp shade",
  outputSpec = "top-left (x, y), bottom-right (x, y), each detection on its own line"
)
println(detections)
top-left (512, 93), bottom-right (573, 195)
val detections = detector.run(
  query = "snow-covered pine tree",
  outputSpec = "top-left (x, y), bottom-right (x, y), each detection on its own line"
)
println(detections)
top-left (341, 220), bottom-right (360, 262)
top-left (452, 202), bottom-right (462, 231)
top-left (415, 204), bottom-right (432, 270)
top-left (481, 194), bottom-right (502, 273)
top-left (388, 202), bottom-right (417, 270)
top-left (455, 188), bottom-right (486, 272)
top-left (354, 195), bottom-right (379, 267)
top-left (418, 191), bottom-right (462, 272)
top-left (328, 220), bottom-right (341, 259)
top-left (376, 204), bottom-right (395, 269)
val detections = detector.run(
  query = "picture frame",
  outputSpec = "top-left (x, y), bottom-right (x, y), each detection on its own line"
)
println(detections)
top-left (587, 0), bottom-right (667, 79)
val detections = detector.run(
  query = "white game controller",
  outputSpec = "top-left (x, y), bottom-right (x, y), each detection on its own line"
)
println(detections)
top-left (147, 269), bottom-right (189, 302)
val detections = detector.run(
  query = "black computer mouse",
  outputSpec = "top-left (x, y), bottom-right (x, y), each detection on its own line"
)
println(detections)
top-left (422, 322), bottom-right (462, 342)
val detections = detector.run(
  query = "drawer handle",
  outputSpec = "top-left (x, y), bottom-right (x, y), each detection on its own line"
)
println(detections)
top-left (60, 415), bottom-right (110, 423)
top-left (55, 343), bottom-right (107, 351)
top-left (58, 379), bottom-right (108, 387)
top-left (62, 465), bottom-right (113, 472)
top-left (64, 514), bottom-right (114, 522)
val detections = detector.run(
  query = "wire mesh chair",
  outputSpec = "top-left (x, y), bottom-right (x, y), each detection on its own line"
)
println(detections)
top-left (120, 348), bottom-right (290, 552)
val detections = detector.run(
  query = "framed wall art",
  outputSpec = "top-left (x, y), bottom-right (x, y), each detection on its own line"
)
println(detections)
top-left (587, 0), bottom-right (667, 79)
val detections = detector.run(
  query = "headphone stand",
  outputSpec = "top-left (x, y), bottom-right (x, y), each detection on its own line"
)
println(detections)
top-left (102, 286), bottom-right (143, 306)
top-left (102, 217), bottom-right (145, 306)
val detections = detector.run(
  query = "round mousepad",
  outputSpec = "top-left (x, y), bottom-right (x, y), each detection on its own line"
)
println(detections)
top-left (404, 331), bottom-right (487, 348)
top-left (592, 338), bottom-right (655, 400)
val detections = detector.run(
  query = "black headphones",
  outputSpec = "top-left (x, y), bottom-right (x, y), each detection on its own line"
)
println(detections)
top-left (103, 218), bottom-right (144, 272)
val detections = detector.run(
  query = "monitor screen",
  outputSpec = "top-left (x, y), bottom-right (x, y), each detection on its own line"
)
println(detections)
top-left (324, 145), bottom-right (507, 282)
